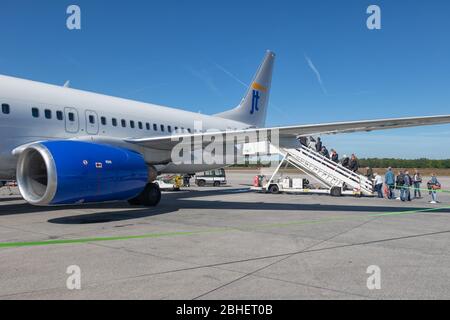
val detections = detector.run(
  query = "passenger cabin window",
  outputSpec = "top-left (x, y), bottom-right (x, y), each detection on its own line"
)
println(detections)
top-left (89, 115), bottom-right (95, 124)
top-left (168, 126), bottom-right (172, 133)
top-left (160, 125), bottom-right (165, 132)
top-left (121, 119), bottom-right (126, 127)
top-left (68, 112), bottom-right (75, 122)
top-left (146, 123), bottom-right (150, 130)
top-left (138, 122), bottom-right (143, 130)
top-left (56, 111), bottom-right (63, 121)
top-left (1, 104), bottom-right (10, 114)
top-left (112, 118), bottom-right (117, 127)
top-left (101, 117), bottom-right (107, 125)
top-left (32, 108), bottom-right (39, 118)
top-left (45, 109), bottom-right (52, 119)
top-left (130, 120), bottom-right (135, 129)
top-left (187, 128), bottom-right (192, 133)
top-left (153, 124), bottom-right (158, 131)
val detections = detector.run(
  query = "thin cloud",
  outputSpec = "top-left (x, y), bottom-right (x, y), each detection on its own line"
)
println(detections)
top-left (186, 66), bottom-right (222, 97)
top-left (305, 54), bottom-right (328, 95)
top-left (213, 62), bottom-right (248, 88)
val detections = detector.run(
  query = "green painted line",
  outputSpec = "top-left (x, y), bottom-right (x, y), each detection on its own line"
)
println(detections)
top-left (396, 185), bottom-right (449, 193)
top-left (0, 206), bottom-right (449, 249)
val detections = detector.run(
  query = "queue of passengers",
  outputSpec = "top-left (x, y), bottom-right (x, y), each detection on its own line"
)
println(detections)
top-left (374, 168), bottom-right (441, 204)
top-left (301, 137), bottom-right (442, 204)
top-left (301, 137), bottom-right (360, 172)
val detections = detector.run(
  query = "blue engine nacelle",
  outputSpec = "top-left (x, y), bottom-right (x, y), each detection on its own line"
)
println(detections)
top-left (16, 141), bottom-right (149, 206)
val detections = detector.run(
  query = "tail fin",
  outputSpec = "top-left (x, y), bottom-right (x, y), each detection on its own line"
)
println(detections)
top-left (215, 51), bottom-right (275, 128)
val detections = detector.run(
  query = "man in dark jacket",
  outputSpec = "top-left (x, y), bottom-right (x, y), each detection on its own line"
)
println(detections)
top-left (315, 137), bottom-right (323, 153)
top-left (396, 171), bottom-right (406, 201)
top-left (320, 146), bottom-right (330, 158)
top-left (341, 155), bottom-right (350, 168)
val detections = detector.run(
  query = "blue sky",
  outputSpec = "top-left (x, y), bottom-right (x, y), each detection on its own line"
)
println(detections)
top-left (1, 0), bottom-right (449, 158)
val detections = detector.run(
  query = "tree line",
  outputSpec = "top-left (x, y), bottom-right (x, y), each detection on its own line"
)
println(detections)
top-left (358, 158), bottom-right (450, 169)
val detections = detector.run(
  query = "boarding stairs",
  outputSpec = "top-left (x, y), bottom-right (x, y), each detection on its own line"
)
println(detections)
top-left (271, 145), bottom-right (374, 196)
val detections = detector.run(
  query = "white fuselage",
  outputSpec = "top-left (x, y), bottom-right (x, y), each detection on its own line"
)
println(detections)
top-left (0, 75), bottom-right (249, 179)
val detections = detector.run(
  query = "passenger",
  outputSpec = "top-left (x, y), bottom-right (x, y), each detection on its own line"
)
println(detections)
top-left (308, 137), bottom-right (316, 150)
top-left (396, 170), bottom-right (406, 201)
top-left (366, 167), bottom-right (374, 180)
top-left (183, 174), bottom-right (191, 187)
top-left (298, 136), bottom-right (308, 147)
top-left (385, 167), bottom-right (396, 199)
top-left (330, 149), bottom-right (339, 163)
top-left (315, 137), bottom-right (323, 153)
top-left (320, 146), bottom-right (330, 158)
top-left (348, 154), bottom-right (359, 173)
top-left (341, 155), bottom-right (350, 168)
top-left (427, 173), bottom-right (441, 204)
top-left (374, 172), bottom-right (384, 198)
top-left (413, 169), bottom-right (422, 199)
top-left (404, 171), bottom-right (412, 202)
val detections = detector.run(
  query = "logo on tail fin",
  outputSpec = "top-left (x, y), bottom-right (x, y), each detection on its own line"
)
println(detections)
top-left (250, 90), bottom-right (260, 115)
top-left (250, 82), bottom-right (267, 115)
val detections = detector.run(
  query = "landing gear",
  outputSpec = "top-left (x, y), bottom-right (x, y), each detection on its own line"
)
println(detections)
top-left (128, 183), bottom-right (162, 207)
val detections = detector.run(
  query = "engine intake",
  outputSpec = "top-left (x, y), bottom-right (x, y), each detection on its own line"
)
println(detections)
top-left (17, 141), bottom-right (148, 206)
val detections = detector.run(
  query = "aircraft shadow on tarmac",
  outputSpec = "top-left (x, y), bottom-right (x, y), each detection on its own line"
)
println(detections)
top-left (0, 188), bottom-right (448, 225)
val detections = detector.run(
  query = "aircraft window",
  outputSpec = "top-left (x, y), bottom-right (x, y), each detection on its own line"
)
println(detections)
top-left (130, 120), bottom-right (135, 129)
top-left (121, 119), bottom-right (126, 127)
top-left (160, 125), bottom-right (165, 132)
top-left (56, 111), bottom-right (63, 121)
top-left (174, 127), bottom-right (178, 132)
top-left (187, 128), bottom-right (192, 133)
top-left (153, 124), bottom-right (158, 131)
top-left (89, 115), bottom-right (95, 124)
top-left (168, 126), bottom-right (172, 133)
top-left (1, 104), bottom-right (10, 114)
top-left (146, 123), bottom-right (150, 130)
top-left (101, 117), bottom-right (107, 125)
top-left (112, 118), bottom-right (117, 127)
top-left (138, 122), bottom-right (143, 130)
top-left (45, 109), bottom-right (52, 119)
top-left (68, 112), bottom-right (75, 122)
top-left (32, 108), bottom-right (39, 118)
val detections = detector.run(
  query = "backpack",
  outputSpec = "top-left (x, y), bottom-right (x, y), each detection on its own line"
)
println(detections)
top-left (397, 175), bottom-right (405, 186)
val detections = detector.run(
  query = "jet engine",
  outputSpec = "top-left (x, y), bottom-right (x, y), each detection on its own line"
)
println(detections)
top-left (16, 141), bottom-right (149, 206)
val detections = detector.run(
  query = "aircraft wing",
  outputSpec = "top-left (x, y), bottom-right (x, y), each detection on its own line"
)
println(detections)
top-left (125, 115), bottom-right (450, 150)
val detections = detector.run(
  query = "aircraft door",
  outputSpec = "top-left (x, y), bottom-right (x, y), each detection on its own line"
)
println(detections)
top-left (85, 110), bottom-right (99, 135)
top-left (64, 107), bottom-right (80, 133)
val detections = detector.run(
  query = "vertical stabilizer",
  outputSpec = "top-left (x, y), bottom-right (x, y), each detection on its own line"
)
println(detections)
top-left (215, 51), bottom-right (275, 128)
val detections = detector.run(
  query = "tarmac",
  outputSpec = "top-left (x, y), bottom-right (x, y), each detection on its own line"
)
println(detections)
top-left (0, 170), bottom-right (449, 300)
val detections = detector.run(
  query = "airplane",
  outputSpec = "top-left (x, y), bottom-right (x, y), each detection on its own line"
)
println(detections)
top-left (0, 51), bottom-right (449, 207)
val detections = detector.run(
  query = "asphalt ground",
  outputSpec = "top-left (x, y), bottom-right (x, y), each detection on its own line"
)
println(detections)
top-left (0, 171), bottom-right (449, 300)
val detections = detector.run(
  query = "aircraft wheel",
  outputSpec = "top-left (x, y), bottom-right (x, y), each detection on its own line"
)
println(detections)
top-left (129, 183), bottom-right (161, 207)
